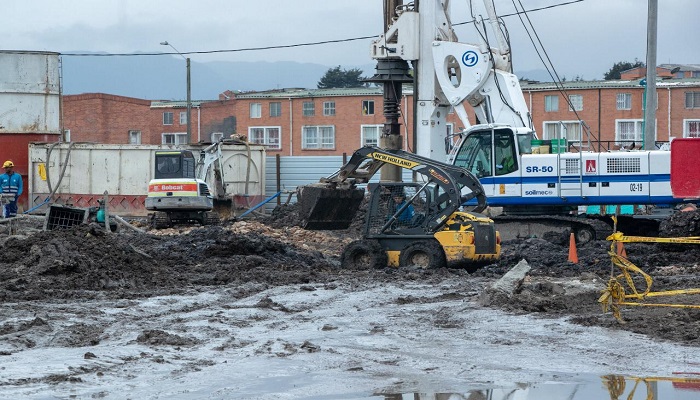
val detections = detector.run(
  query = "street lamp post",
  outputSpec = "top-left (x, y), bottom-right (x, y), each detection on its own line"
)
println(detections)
top-left (160, 41), bottom-right (191, 144)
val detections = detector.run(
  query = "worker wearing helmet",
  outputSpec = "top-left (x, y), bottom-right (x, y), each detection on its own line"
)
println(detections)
top-left (0, 161), bottom-right (23, 218)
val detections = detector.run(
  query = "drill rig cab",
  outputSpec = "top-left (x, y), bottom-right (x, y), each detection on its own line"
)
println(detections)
top-left (298, 146), bottom-right (500, 271)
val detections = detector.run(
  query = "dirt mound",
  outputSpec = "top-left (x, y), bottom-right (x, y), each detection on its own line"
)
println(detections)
top-left (659, 207), bottom-right (700, 237)
top-left (0, 224), bottom-right (337, 301)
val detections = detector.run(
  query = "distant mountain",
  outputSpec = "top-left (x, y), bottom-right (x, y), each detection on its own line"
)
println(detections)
top-left (61, 52), bottom-right (376, 100)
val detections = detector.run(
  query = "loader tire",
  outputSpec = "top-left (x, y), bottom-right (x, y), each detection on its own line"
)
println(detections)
top-left (340, 240), bottom-right (387, 270)
top-left (399, 240), bottom-right (446, 270)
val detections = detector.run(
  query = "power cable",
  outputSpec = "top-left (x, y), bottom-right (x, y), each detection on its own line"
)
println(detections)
top-left (61, 36), bottom-right (378, 57)
top-left (60, 0), bottom-right (586, 58)
top-left (509, 0), bottom-right (595, 144)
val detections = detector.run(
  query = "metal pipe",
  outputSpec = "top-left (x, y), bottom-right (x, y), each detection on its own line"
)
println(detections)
top-left (114, 215), bottom-right (146, 234)
top-left (667, 87), bottom-right (671, 141)
top-left (289, 97), bottom-right (293, 156)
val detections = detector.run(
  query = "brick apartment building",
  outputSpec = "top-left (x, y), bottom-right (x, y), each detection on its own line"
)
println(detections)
top-left (63, 66), bottom-right (700, 155)
top-left (522, 77), bottom-right (700, 150)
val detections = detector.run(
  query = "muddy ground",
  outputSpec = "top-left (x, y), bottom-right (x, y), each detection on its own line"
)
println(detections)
top-left (1, 206), bottom-right (700, 398)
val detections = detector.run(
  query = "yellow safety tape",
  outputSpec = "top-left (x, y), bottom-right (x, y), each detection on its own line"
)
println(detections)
top-left (600, 231), bottom-right (700, 321)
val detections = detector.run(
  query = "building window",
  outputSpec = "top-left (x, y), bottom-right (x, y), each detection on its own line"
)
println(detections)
top-left (302, 126), bottom-right (335, 149)
top-left (323, 101), bottom-right (335, 116)
top-left (568, 95), bottom-right (583, 111)
top-left (692, 71), bottom-right (700, 78)
top-left (163, 112), bottom-right (174, 125)
top-left (303, 101), bottom-right (315, 116)
top-left (686, 92), bottom-right (700, 109)
top-left (248, 126), bottom-right (281, 149)
top-left (211, 132), bottom-right (224, 142)
top-left (543, 121), bottom-right (582, 142)
top-left (128, 130), bottom-right (142, 144)
top-left (684, 120), bottom-right (700, 138)
top-left (616, 93), bottom-right (632, 110)
top-left (162, 133), bottom-right (187, 144)
top-left (270, 102), bottom-right (282, 117)
top-left (362, 100), bottom-right (375, 115)
top-left (361, 125), bottom-right (382, 146)
top-left (615, 119), bottom-right (644, 145)
top-left (250, 103), bottom-right (262, 118)
top-left (446, 123), bottom-right (454, 137)
top-left (179, 112), bottom-right (187, 125)
top-left (544, 95), bottom-right (558, 112)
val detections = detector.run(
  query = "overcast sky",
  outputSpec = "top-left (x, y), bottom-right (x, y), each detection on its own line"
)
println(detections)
top-left (4, 0), bottom-right (699, 81)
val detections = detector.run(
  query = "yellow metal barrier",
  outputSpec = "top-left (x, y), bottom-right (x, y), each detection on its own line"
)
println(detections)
top-left (599, 218), bottom-right (700, 320)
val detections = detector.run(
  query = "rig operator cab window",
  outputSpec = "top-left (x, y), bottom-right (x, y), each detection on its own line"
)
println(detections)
top-left (452, 128), bottom-right (520, 177)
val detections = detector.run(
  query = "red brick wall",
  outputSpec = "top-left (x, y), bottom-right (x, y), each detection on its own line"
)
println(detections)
top-left (524, 86), bottom-right (700, 146)
top-left (64, 85), bottom-right (700, 154)
top-left (63, 94), bottom-right (154, 144)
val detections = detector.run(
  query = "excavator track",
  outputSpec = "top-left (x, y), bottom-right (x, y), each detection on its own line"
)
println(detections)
top-left (493, 214), bottom-right (613, 244)
top-left (202, 211), bottom-right (220, 226)
top-left (152, 212), bottom-right (172, 230)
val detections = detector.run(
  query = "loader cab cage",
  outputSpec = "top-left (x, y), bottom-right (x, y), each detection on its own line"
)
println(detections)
top-left (154, 151), bottom-right (196, 180)
top-left (366, 182), bottom-right (440, 237)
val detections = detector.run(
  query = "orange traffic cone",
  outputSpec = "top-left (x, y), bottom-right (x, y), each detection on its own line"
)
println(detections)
top-left (616, 241), bottom-right (627, 258)
top-left (568, 232), bottom-right (579, 264)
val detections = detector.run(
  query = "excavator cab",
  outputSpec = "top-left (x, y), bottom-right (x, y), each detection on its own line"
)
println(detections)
top-left (154, 151), bottom-right (197, 179)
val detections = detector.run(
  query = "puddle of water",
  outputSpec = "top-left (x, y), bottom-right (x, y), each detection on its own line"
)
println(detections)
top-left (371, 374), bottom-right (700, 400)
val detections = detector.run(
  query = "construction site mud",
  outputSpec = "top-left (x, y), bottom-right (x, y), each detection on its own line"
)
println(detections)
top-left (1, 206), bottom-right (700, 398)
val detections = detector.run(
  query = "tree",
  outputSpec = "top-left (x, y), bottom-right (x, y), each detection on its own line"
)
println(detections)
top-left (317, 66), bottom-right (367, 89)
top-left (604, 59), bottom-right (645, 80)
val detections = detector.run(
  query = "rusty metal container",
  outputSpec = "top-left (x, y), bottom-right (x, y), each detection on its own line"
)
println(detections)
top-left (0, 51), bottom-right (61, 134)
top-left (0, 51), bottom-right (62, 212)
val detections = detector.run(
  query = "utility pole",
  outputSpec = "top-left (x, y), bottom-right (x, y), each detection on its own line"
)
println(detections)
top-left (643, 0), bottom-right (657, 150)
top-left (186, 57), bottom-right (191, 144)
top-left (161, 41), bottom-right (192, 144)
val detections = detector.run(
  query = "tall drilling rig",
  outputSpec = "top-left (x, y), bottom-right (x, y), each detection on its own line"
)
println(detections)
top-left (366, 0), bottom-right (413, 182)
top-left (368, 0), bottom-right (463, 180)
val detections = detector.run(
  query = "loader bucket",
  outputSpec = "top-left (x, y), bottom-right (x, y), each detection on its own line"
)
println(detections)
top-left (298, 184), bottom-right (365, 230)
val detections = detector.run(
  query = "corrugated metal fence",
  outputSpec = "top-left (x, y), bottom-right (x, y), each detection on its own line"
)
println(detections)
top-left (263, 155), bottom-right (413, 213)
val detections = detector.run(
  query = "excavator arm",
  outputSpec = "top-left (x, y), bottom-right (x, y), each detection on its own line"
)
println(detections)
top-left (298, 146), bottom-right (487, 230)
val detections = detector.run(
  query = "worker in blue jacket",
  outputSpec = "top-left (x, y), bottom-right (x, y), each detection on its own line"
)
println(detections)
top-left (0, 160), bottom-right (23, 218)
top-left (392, 190), bottom-right (415, 223)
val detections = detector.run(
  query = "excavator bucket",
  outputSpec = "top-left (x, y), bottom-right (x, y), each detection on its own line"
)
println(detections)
top-left (297, 184), bottom-right (365, 230)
